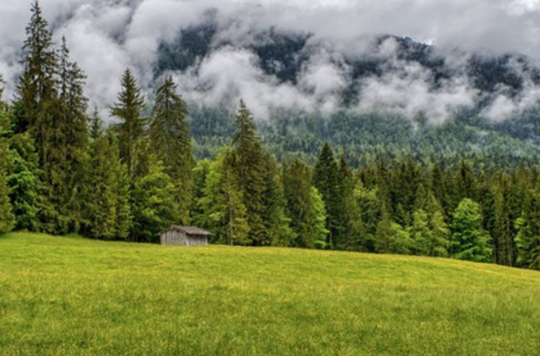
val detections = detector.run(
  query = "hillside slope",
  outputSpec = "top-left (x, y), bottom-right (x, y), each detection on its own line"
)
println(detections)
top-left (0, 233), bottom-right (539, 355)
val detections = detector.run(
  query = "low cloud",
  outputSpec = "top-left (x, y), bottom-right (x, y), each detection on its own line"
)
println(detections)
top-left (1, 0), bottom-right (540, 123)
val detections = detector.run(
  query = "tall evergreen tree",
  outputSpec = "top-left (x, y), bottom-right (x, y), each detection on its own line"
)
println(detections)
top-left (335, 155), bottom-right (362, 250)
top-left (451, 198), bottom-right (492, 262)
top-left (195, 151), bottom-right (250, 246)
top-left (84, 115), bottom-right (131, 240)
top-left (7, 131), bottom-right (40, 231)
top-left (56, 36), bottom-right (89, 232)
top-left (15, 0), bottom-right (57, 136)
top-left (131, 156), bottom-right (178, 242)
top-left (150, 76), bottom-right (194, 224)
top-left (111, 69), bottom-right (146, 181)
top-left (514, 180), bottom-right (540, 270)
top-left (0, 109), bottom-right (15, 234)
top-left (221, 151), bottom-right (251, 246)
top-left (375, 206), bottom-right (412, 255)
top-left (283, 159), bottom-right (330, 248)
top-left (492, 175), bottom-right (516, 266)
top-left (231, 100), bottom-right (267, 244)
top-left (313, 143), bottom-right (339, 246)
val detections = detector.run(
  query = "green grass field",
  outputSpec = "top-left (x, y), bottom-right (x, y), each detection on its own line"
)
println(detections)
top-left (1, 233), bottom-right (539, 356)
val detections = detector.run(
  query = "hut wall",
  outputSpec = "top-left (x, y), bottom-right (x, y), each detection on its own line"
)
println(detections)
top-left (160, 230), bottom-right (209, 246)
top-left (161, 230), bottom-right (188, 246)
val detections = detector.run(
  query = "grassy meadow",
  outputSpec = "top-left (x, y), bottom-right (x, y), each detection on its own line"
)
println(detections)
top-left (0, 232), bottom-right (539, 355)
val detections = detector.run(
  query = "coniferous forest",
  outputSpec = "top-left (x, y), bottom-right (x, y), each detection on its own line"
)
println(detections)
top-left (3, 1), bottom-right (540, 273)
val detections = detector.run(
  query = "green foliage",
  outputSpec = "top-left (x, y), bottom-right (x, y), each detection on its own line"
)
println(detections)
top-left (451, 199), bottom-right (492, 262)
top-left (7, 2), bottom-right (540, 275)
top-left (131, 156), bottom-right (179, 242)
top-left (231, 101), bottom-right (272, 245)
top-left (84, 117), bottom-right (132, 241)
top-left (150, 76), bottom-right (193, 224)
top-left (283, 159), bottom-right (329, 248)
top-left (411, 207), bottom-right (450, 257)
top-left (111, 69), bottom-right (146, 181)
top-left (0, 111), bottom-right (15, 233)
top-left (375, 208), bottom-right (412, 255)
top-left (7, 132), bottom-right (40, 231)
top-left (310, 187), bottom-right (330, 248)
top-left (313, 143), bottom-right (340, 245)
top-left (514, 187), bottom-right (540, 269)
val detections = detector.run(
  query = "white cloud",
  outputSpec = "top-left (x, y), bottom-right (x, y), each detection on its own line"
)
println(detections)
top-left (1, 0), bottom-right (540, 123)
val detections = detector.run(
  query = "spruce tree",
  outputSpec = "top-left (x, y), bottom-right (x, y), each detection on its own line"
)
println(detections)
top-left (56, 37), bottom-right (89, 232)
top-left (514, 181), bottom-right (540, 270)
top-left (313, 143), bottom-right (340, 246)
top-left (231, 100), bottom-right (266, 245)
top-left (195, 151), bottom-right (250, 245)
top-left (191, 160), bottom-right (212, 228)
top-left (375, 206), bottom-right (412, 255)
top-left (221, 151), bottom-right (250, 246)
top-left (335, 155), bottom-right (362, 250)
top-left (260, 154), bottom-right (293, 246)
top-left (284, 159), bottom-right (329, 248)
top-left (451, 198), bottom-right (492, 262)
top-left (111, 69), bottom-right (146, 181)
top-left (310, 187), bottom-right (330, 249)
top-left (7, 131), bottom-right (40, 231)
top-left (0, 110), bottom-right (15, 234)
top-left (16, 1), bottom-right (64, 233)
top-left (150, 76), bottom-right (194, 224)
top-left (15, 0), bottom-right (57, 136)
top-left (131, 156), bottom-right (179, 242)
top-left (84, 115), bottom-right (132, 241)
top-left (354, 180), bottom-right (382, 252)
top-left (492, 175), bottom-right (516, 266)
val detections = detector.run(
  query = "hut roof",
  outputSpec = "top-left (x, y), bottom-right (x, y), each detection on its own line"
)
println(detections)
top-left (163, 226), bottom-right (213, 236)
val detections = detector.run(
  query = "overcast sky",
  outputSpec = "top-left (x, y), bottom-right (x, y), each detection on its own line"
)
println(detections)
top-left (1, 0), bottom-right (540, 122)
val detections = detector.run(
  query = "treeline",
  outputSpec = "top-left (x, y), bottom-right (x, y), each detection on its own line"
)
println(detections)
top-left (0, 2), bottom-right (192, 242)
top-left (1, 2), bottom-right (540, 272)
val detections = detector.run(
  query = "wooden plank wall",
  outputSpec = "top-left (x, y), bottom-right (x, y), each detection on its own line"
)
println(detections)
top-left (160, 231), bottom-right (208, 246)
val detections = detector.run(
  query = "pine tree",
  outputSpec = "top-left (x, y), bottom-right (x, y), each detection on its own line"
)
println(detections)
top-left (16, 1), bottom-right (65, 233)
top-left (131, 156), bottom-right (179, 242)
top-left (221, 152), bottom-right (250, 246)
top-left (492, 175), bottom-right (516, 266)
top-left (310, 187), bottom-right (330, 249)
top-left (84, 117), bottom-right (132, 241)
top-left (150, 76), bottom-right (193, 224)
top-left (335, 155), bottom-right (362, 250)
top-left (111, 69), bottom-right (146, 181)
top-left (15, 1), bottom-right (57, 136)
top-left (56, 36), bottom-right (89, 232)
top-left (191, 159), bottom-right (212, 228)
top-left (260, 154), bottom-right (293, 246)
top-left (7, 131), bottom-right (40, 231)
top-left (375, 206), bottom-right (412, 255)
top-left (284, 159), bottom-right (330, 248)
top-left (411, 209), bottom-right (430, 255)
top-left (313, 143), bottom-right (340, 246)
top-left (451, 198), bottom-right (492, 262)
top-left (196, 151), bottom-right (250, 245)
top-left (354, 180), bottom-right (382, 252)
top-left (0, 110), bottom-right (15, 234)
top-left (231, 100), bottom-right (266, 245)
top-left (514, 181), bottom-right (540, 270)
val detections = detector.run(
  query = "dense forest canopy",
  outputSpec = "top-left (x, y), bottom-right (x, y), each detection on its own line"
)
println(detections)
top-left (2, 2), bottom-right (540, 273)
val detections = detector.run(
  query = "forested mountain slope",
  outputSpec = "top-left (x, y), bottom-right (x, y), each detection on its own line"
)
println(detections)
top-left (155, 21), bottom-right (540, 161)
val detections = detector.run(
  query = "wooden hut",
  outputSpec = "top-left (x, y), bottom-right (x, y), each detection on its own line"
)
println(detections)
top-left (159, 226), bottom-right (212, 246)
